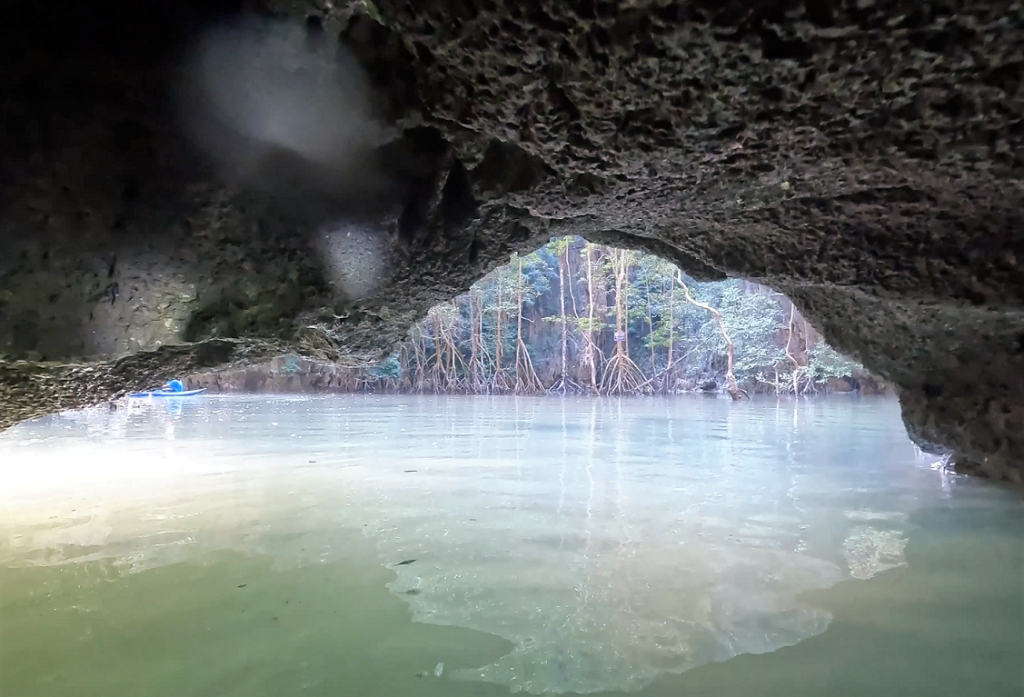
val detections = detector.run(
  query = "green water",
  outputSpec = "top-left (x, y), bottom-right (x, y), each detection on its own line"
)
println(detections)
top-left (0, 395), bottom-right (1021, 696)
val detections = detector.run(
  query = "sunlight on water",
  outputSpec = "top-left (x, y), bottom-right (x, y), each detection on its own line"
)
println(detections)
top-left (0, 396), bottom-right (1021, 696)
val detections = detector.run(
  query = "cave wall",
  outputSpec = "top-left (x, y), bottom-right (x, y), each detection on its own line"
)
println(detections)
top-left (0, 0), bottom-right (1022, 481)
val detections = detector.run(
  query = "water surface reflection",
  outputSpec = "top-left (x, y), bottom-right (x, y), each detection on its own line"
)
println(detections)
top-left (0, 396), bottom-right (1019, 696)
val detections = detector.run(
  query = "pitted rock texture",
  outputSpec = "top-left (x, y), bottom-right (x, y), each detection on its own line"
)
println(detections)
top-left (0, 0), bottom-right (1022, 481)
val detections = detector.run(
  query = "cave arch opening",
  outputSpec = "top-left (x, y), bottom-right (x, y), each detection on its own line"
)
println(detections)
top-left (202, 236), bottom-right (881, 405)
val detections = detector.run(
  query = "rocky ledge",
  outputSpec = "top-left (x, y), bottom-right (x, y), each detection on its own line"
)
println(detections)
top-left (0, 0), bottom-right (1021, 481)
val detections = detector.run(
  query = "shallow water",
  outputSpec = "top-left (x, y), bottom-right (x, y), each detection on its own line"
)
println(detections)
top-left (0, 395), bottom-right (1021, 696)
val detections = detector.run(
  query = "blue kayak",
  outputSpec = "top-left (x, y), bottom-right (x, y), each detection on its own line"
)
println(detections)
top-left (129, 388), bottom-right (207, 398)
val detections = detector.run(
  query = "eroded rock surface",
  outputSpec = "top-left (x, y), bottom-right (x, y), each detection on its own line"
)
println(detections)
top-left (1, 0), bottom-right (1022, 481)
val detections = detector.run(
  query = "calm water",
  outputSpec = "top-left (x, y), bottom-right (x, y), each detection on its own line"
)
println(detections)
top-left (0, 395), bottom-right (1021, 696)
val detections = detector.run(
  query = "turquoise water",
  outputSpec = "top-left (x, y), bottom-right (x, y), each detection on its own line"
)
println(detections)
top-left (0, 395), bottom-right (1021, 696)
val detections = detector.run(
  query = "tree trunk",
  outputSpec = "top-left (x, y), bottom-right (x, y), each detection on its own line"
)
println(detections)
top-left (513, 255), bottom-right (544, 393)
top-left (493, 274), bottom-right (505, 389)
top-left (676, 273), bottom-right (743, 401)
top-left (469, 290), bottom-right (479, 388)
top-left (431, 313), bottom-right (442, 392)
top-left (644, 267), bottom-right (656, 377)
top-left (585, 245), bottom-right (598, 392)
top-left (559, 248), bottom-right (568, 386)
top-left (515, 256), bottom-right (524, 390)
top-left (666, 277), bottom-right (675, 393)
top-left (621, 252), bottom-right (631, 358)
top-left (546, 242), bottom-right (572, 394)
top-left (599, 250), bottom-right (646, 394)
top-left (479, 291), bottom-right (490, 387)
top-left (614, 251), bottom-right (626, 393)
top-left (785, 303), bottom-right (800, 395)
top-left (566, 239), bottom-right (580, 317)
top-left (417, 328), bottom-right (428, 392)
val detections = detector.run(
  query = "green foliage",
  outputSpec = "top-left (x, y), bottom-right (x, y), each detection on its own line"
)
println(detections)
top-left (719, 286), bottom-right (787, 381)
top-left (518, 251), bottom-right (551, 304)
top-left (667, 283), bottom-right (757, 377)
top-left (546, 236), bottom-right (573, 258)
top-left (806, 343), bottom-right (864, 380)
top-left (367, 354), bottom-right (402, 381)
